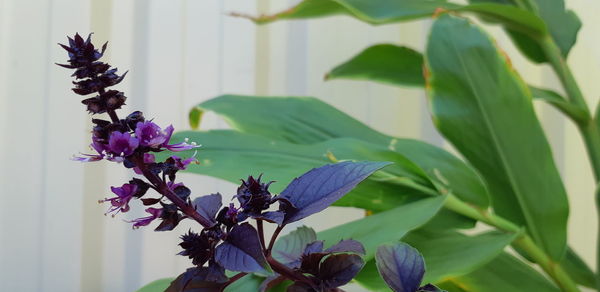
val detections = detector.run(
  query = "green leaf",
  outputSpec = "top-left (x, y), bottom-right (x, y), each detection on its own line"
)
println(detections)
top-left (135, 278), bottom-right (173, 292)
top-left (272, 226), bottom-right (317, 264)
top-left (326, 44), bottom-right (584, 121)
top-left (317, 196), bottom-right (446, 260)
top-left (248, 0), bottom-right (459, 24)
top-left (425, 14), bottom-right (568, 260)
top-left (169, 130), bottom-right (435, 212)
top-left (529, 86), bottom-right (589, 123)
top-left (438, 252), bottom-right (560, 292)
top-left (326, 44), bottom-right (424, 87)
top-left (353, 230), bottom-right (517, 290)
top-left (223, 274), bottom-right (263, 292)
top-left (403, 231), bottom-right (518, 284)
top-left (531, 0), bottom-right (581, 58)
top-left (561, 247), bottom-right (596, 288)
top-left (246, 0), bottom-right (546, 36)
top-left (470, 0), bottom-right (581, 61)
top-left (194, 95), bottom-right (489, 208)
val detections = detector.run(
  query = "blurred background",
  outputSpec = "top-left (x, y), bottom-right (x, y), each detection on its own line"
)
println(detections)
top-left (1, 0), bottom-right (600, 291)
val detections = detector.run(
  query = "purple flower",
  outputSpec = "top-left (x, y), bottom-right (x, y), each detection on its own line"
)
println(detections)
top-left (107, 131), bottom-right (139, 160)
top-left (134, 121), bottom-right (199, 151)
top-left (100, 183), bottom-right (138, 215)
top-left (72, 137), bottom-right (108, 162)
top-left (171, 155), bottom-right (198, 170)
top-left (135, 121), bottom-right (171, 148)
top-left (129, 207), bottom-right (162, 229)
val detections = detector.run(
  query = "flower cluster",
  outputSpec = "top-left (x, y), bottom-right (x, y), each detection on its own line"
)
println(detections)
top-left (59, 33), bottom-right (199, 231)
top-left (60, 33), bottom-right (440, 292)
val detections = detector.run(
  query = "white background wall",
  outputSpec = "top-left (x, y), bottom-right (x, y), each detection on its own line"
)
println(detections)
top-left (1, 0), bottom-right (599, 291)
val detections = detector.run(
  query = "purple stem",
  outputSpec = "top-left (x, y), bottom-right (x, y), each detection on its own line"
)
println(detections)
top-left (257, 219), bottom-right (266, 251)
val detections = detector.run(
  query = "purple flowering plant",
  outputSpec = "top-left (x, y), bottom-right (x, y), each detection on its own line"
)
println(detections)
top-left (59, 33), bottom-right (445, 292)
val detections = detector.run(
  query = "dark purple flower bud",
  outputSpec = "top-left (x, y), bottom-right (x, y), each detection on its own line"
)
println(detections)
top-left (125, 111), bottom-right (145, 130)
top-left (178, 231), bottom-right (213, 266)
top-left (57, 33), bottom-right (107, 70)
top-left (129, 207), bottom-right (162, 229)
top-left (99, 183), bottom-right (138, 215)
top-left (216, 203), bottom-right (239, 228)
top-left (101, 90), bottom-right (126, 111)
top-left (72, 62), bottom-right (110, 79)
top-left (81, 96), bottom-right (106, 114)
top-left (107, 131), bottom-right (139, 160)
top-left (91, 119), bottom-right (111, 139)
top-left (236, 175), bottom-right (274, 215)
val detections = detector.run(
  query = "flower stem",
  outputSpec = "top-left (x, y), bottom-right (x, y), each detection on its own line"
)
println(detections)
top-left (266, 225), bottom-right (284, 256)
top-left (220, 272), bottom-right (247, 291)
top-left (257, 219), bottom-right (266, 251)
top-left (444, 194), bottom-right (581, 292)
top-left (132, 154), bottom-right (214, 228)
top-left (267, 256), bottom-right (314, 286)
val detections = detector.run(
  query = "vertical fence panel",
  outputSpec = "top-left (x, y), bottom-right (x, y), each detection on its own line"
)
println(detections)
top-left (42, 0), bottom-right (92, 291)
top-left (0, 1), bottom-right (52, 291)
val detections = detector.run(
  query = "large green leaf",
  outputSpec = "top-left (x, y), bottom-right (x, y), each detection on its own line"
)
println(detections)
top-left (438, 252), bottom-right (560, 292)
top-left (135, 278), bottom-right (173, 292)
top-left (561, 247), bottom-right (596, 288)
top-left (170, 130), bottom-right (435, 212)
top-left (326, 44), bottom-right (587, 122)
top-left (470, 0), bottom-right (580, 61)
top-left (316, 196), bottom-right (446, 260)
top-left (223, 274), bottom-right (262, 292)
top-left (192, 95), bottom-right (489, 208)
top-left (245, 0), bottom-right (546, 37)
top-left (353, 230), bottom-right (517, 291)
top-left (325, 44), bottom-right (424, 87)
top-left (425, 14), bottom-right (568, 260)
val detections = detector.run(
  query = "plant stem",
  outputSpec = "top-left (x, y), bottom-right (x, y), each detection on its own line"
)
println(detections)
top-left (220, 272), bottom-right (247, 291)
top-left (257, 219), bottom-right (266, 251)
top-left (133, 154), bottom-right (215, 228)
top-left (445, 194), bottom-right (581, 292)
top-left (540, 35), bottom-right (600, 290)
top-left (266, 225), bottom-right (284, 256)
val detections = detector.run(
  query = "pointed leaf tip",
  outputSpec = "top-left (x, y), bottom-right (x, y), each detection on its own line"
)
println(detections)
top-left (279, 161), bottom-right (391, 224)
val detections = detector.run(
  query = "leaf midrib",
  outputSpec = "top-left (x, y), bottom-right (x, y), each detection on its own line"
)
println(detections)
top-left (442, 27), bottom-right (543, 248)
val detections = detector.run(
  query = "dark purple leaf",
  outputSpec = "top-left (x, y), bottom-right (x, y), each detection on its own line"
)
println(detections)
top-left (254, 210), bottom-right (284, 225)
top-left (304, 241), bottom-right (324, 254)
top-left (214, 223), bottom-right (270, 273)
top-left (155, 203), bottom-right (183, 231)
top-left (279, 161), bottom-right (390, 224)
top-left (193, 193), bottom-right (222, 223)
top-left (174, 185), bottom-right (192, 200)
top-left (166, 267), bottom-right (227, 292)
top-left (272, 226), bottom-right (317, 264)
top-left (300, 252), bottom-right (328, 275)
top-left (141, 198), bottom-right (161, 206)
top-left (325, 239), bottom-right (365, 255)
top-left (375, 243), bottom-right (425, 292)
top-left (318, 254), bottom-right (364, 289)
